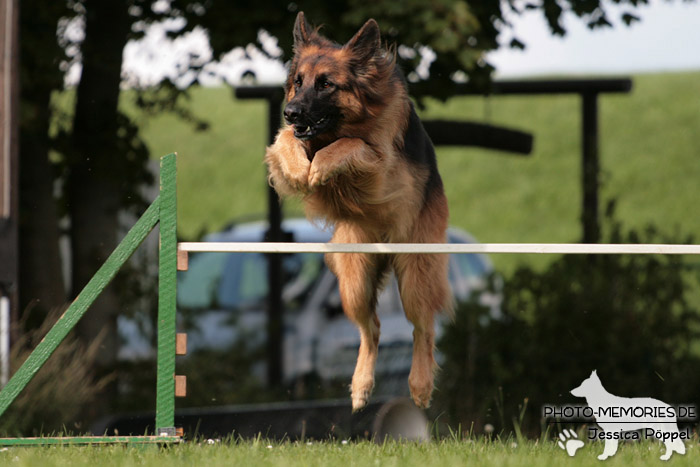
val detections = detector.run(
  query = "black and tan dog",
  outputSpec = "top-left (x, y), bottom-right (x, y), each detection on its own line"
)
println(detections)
top-left (265, 12), bottom-right (451, 411)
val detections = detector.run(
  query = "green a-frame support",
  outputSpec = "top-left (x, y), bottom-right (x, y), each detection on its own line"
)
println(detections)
top-left (0, 153), bottom-right (181, 446)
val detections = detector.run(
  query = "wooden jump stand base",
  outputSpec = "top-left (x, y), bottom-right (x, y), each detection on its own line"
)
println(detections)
top-left (0, 154), bottom-right (184, 447)
top-left (0, 435), bottom-right (183, 447)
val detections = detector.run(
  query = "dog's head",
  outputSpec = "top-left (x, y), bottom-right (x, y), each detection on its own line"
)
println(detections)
top-left (283, 12), bottom-right (395, 141)
top-left (570, 370), bottom-right (602, 398)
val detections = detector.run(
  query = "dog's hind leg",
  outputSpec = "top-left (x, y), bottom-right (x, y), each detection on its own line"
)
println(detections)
top-left (393, 195), bottom-right (450, 408)
top-left (394, 251), bottom-right (449, 408)
top-left (327, 225), bottom-right (388, 412)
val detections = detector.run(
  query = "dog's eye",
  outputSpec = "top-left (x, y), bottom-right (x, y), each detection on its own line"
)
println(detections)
top-left (322, 80), bottom-right (332, 89)
top-left (294, 77), bottom-right (302, 87)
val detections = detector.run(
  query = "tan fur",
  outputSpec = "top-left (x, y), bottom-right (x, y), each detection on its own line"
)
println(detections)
top-left (264, 13), bottom-right (451, 411)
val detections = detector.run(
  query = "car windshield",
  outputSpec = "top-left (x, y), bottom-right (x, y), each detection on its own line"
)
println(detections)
top-left (451, 252), bottom-right (488, 279)
top-left (178, 251), bottom-right (324, 310)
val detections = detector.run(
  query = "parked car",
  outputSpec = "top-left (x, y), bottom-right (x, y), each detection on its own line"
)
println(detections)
top-left (154, 218), bottom-right (501, 393)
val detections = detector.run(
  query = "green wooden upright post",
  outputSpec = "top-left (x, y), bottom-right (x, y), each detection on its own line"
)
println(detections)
top-left (155, 153), bottom-right (177, 433)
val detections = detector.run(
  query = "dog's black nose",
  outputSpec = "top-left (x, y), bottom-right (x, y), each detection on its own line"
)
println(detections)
top-left (284, 104), bottom-right (301, 124)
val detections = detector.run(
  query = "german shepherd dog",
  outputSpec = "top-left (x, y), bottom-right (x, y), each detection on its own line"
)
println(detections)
top-left (265, 12), bottom-right (451, 411)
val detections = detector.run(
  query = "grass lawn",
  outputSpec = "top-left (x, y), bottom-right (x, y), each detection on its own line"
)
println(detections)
top-left (124, 71), bottom-right (700, 275)
top-left (2, 437), bottom-right (698, 466)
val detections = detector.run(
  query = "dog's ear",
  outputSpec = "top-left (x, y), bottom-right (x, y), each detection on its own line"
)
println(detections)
top-left (293, 12), bottom-right (312, 47)
top-left (344, 19), bottom-right (381, 62)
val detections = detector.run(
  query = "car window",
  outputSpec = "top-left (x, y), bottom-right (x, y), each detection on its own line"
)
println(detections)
top-left (451, 253), bottom-right (488, 279)
top-left (217, 252), bottom-right (324, 310)
top-left (177, 252), bottom-right (228, 309)
top-left (217, 253), bottom-right (268, 308)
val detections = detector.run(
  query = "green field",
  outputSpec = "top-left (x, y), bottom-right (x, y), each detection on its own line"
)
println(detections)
top-left (2, 438), bottom-right (699, 466)
top-left (125, 71), bottom-right (700, 274)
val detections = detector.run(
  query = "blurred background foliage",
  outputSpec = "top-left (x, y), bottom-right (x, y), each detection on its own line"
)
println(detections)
top-left (0, 308), bottom-right (110, 436)
top-left (437, 202), bottom-right (700, 436)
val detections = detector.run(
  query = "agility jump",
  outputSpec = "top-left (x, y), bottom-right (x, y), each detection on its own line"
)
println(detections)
top-left (0, 152), bottom-right (698, 446)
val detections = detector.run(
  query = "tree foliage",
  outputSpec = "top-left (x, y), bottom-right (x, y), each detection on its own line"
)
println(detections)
top-left (168, 0), bottom-right (661, 98)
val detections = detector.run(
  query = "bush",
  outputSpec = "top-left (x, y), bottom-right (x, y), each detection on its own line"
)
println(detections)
top-left (436, 205), bottom-right (700, 437)
top-left (0, 308), bottom-right (111, 436)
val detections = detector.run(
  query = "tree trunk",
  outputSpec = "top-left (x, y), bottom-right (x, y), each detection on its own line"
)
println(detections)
top-left (68, 0), bottom-right (129, 378)
top-left (17, 1), bottom-right (68, 322)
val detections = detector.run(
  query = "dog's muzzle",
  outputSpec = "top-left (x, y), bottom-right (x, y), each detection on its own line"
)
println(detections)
top-left (284, 104), bottom-right (332, 140)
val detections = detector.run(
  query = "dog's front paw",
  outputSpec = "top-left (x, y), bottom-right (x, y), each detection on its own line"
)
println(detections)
top-left (278, 148), bottom-right (310, 191)
top-left (308, 160), bottom-right (338, 188)
top-left (265, 128), bottom-right (313, 194)
top-left (307, 143), bottom-right (351, 187)
top-left (284, 163), bottom-right (311, 193)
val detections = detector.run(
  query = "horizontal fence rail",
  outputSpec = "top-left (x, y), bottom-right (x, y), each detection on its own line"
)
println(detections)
top-left (178, 242), bottom-right (700, 255)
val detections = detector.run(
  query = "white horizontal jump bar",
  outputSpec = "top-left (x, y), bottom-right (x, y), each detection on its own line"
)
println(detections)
top-left (178, 242), bottom-right (700, 255)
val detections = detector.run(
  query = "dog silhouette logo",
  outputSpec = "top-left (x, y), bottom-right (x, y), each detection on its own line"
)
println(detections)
top-left (570, 370), bottom-right (686, 461)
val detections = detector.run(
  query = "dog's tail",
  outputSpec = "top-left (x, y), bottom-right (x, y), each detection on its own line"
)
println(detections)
top-left (442, 293), bottom-right (456, 321)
